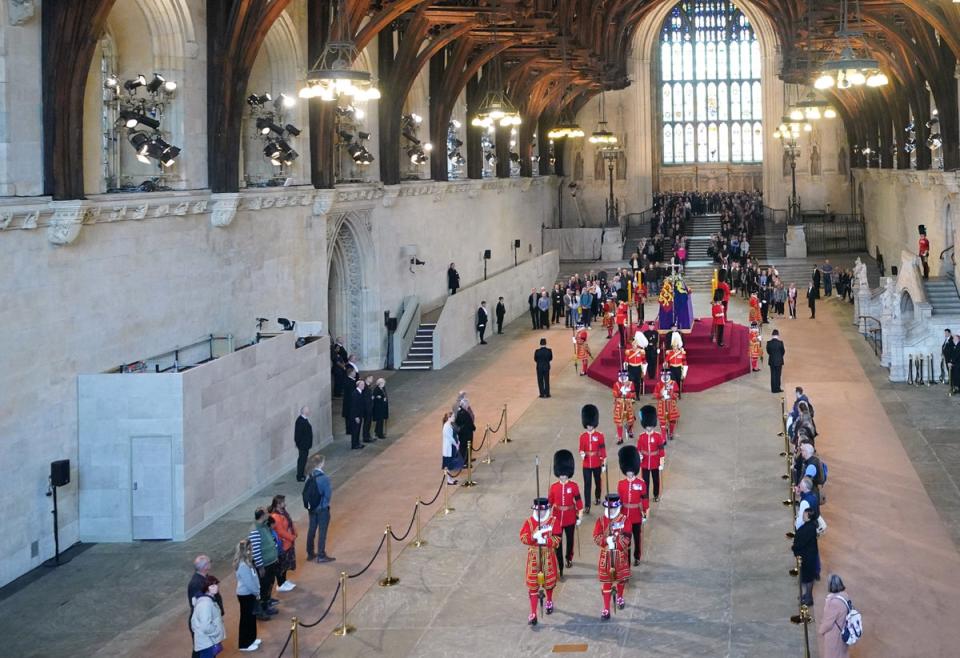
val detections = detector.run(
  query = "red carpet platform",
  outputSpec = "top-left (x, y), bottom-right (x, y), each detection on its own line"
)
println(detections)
top-left (585, 320), bottom-right (751, 393)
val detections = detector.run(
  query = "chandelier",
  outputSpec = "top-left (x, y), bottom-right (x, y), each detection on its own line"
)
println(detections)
top-left (791, 92), bottom-right (837, 121)
top-left (773, 115), bottom-right (811, 141)
top-left (812, 0), bottom-right (887, 90)
top-left (471, 3), bottom-right (521, 128)
top-left (546, 36), bottom-right (583, 140)
top-left (588, 91), bottom-right (617, 145)
top-left (299, 0), bottom-right (380, 101)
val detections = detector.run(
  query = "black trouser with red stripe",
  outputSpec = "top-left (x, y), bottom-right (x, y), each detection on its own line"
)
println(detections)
top-left (554, 524), bottom-right (576, 575)
top-left (583, 466), bottom-right (602, 511)
top-left (642, 467), bottom-right (661, 499)
top-left (630, 518), bottom-right (643, 560)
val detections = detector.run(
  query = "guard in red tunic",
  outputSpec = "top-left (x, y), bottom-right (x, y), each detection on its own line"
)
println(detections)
top-left (574, 324), bottom-right (592, 375)
top-left (578, 404), bottom-right (606, 513)
top-left (711, 288), bottom-right (726, 347)
top-left (593, 493), bottom-right (632, 620)
top-left (748, 292), bottom-right (762, 325)
top-left (617, 445), bottom-right (648, 566)
top-left (653, 369), bottom-right (681, 439)
top-left (664, 332), bottom-right (687, 398)
top-left (625, 330), bottom-right (648, 399)
top-left (636, 405), bottom-right (666, 501)
top-left (548, 449), bottom-right (583, 575)
top-left (749, 322), bottom-right (763, 371)
top-left (919, 224), bottom-right (930, 280)
top-left (520, 497), bottom-right (561, 625)
top-left (717, 269), bottom-right (731, 315)
top-left (612, 370), bottom-right (636, 445)
top-left (615, 300), bottom-right (629, 348)
top-left (602, 298), bottom-right (615, 338)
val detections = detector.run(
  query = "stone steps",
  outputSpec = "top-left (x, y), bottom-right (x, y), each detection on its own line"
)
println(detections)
top-left (399, 323), bottom-right (436, 370)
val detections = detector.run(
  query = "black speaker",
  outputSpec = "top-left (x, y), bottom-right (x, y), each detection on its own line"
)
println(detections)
top-left (50, 460), bottom-right (70, 487)
top-left (513, 239), bottom-right (520, 248)
top-left (891, 265), bottom-right (898, 276)
top-left (483, 249), bottom-right (492, 259)
top-left (385, 317), bottom-right (398, 332)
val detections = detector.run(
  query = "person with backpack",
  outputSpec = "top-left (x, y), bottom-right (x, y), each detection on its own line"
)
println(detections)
top-left (819, 574), bottom-right (861, 656)
top-left (302, 454), bottom-right (335, 563)
top-left (794, 441), bottom-right (826, 502)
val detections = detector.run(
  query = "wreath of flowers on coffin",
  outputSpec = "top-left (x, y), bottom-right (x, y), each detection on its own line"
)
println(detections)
top-left (659, 278), bottom-right (674, 311)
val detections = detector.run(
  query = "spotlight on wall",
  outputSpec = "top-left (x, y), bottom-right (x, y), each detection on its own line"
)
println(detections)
top-left (407, 146), bottom-right (428, 165)
top-left (275, 93), bottom-right (296, 109)
top-left (277, 317), bottom-right (296, 331)
top-left (256, 117), bottom-right (284, 136)
top-left (927, 134), bottom-right (943, 150)
top-left (247, 93), bottom-right (273, 107)
top-left (119, 110), bottom-right (160, 130)
top-left (124, 74), bottom-right (147, 92)
top-left (104, 74), bottom-right (120, 91)
top-left (284, 124), bottom-right (301, 137)
top-left (146, 73), bottom-right (176, 94)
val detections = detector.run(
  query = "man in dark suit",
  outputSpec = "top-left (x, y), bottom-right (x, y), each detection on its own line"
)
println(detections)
top-left (330, 337), bottom-right (348, 398)
top-left (496, 297), bottom-right (506, 334)
top-left (476, 301), bottom-right (489, 344)
top-left (528, 288), bottom-right (540, 329)
top-left (349, 379), bottom-right (366, 449)
top-left (448, 262), bottom-right (460, 295)
top-left (294, 406), bottom-right (313, 481)
top-left (361, 375), bottom-right (375, 443)
top-left (766, 329), bottom-right (785, 393)
top-left (534, 338), bottom-right (553, 397)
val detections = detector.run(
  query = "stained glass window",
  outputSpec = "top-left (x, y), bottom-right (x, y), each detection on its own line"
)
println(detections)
top-left (659, 1), bottom-right (762, 164)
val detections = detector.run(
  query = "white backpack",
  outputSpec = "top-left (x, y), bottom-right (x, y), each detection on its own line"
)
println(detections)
top-left (835, 596), bottom-right (862, 645)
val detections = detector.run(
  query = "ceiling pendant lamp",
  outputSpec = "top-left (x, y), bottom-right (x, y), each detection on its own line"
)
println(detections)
top-left (588, 91), bottom-right (618, 145)
top-left (299, 0), bottom-right (380, 101)
top-left (812, 0), bottom-right (887, 91)
top-left (547, 34), bottom-right (583, 140)
top-left (471, 0), bottom-right (521, 129)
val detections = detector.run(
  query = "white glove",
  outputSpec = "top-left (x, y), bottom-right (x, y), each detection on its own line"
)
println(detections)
top-left (572, 336), bottom-right (577, 344)
top-left (641, 515), bottom-right (648, 525)
top-left (580, 451), bottom-right (586, 459)
top-left (659, 460), bottom-right (665, 471)
top-left (606, 536), bottom-right (616, 550)
top-left (576, 517), bottom-right (582, 527)
top-left (601, 463), bottom-right (607, 473)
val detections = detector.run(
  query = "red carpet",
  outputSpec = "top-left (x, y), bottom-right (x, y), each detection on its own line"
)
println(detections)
top-left (585, 320), bottom-right (751, 393)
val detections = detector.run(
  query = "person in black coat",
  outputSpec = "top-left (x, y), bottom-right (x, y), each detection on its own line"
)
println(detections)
top-left (361, 376), bottom-right (375, 442)
top-left (454, 400), bottom-right (476, 463)
top-left (294, 407), bottom-right (313, 481)
top-left (766, 329), bottom-right (785, 393)
top-left (476, 301), bottom-right (489, 344)
top-left (528, 288), bottom-right (540, 329)
top-left (791, 507), bottom-right (820, 606)
top-left (534, 338), bottom-right (553, 397)
top-left (348, 379), bottom-right (365, 450)
top-left (806, 281), bottom-right (817, 319)
top-left (811, 266), bottom-right (822, 299)
top-left (495, 297), bottom-right (506, 334)
top-left (448, 262), bottom-right (460, 295)
top-left (372, 378), bottom-right (389, 439)
top-left (341, 368), bottom-right (356, 429)
top-left (643, 324), bottom-right (659, 380)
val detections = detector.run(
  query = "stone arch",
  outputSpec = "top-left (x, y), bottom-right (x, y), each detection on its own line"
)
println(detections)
top-left (326, 210), bottom-right (380, 368)
top-left (900, 290), bottom-right (915, 321)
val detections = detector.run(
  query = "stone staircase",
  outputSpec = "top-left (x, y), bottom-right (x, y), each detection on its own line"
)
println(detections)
top-left (399, 321), bottom-right (435, 370)
top-left (924, 276), bottom-right (960, 316)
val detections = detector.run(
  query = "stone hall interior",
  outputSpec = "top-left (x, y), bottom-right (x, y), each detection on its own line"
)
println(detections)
top-left (2, 0), bottom-right (960, 656)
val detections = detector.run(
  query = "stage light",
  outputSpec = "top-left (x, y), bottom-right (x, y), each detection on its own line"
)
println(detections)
top-left (247, 93), bottom-right (272, 106)
top-left (124, 74), bottom-right (147, 92)
top-left (256, 117), bottom-right (284, 136)
top-left (119, 110), bottom-right (160, 130)
top-left (146, 73), bottom-right (166, 94)
top-left (338, 130), bottom-right (354, 142)
top-left (278, 318), bottom-right (295, 331)
top-left (358, 131), bottom-right (371, 141)
top-left (276, 93), bottom-right (296, 109)
top-left (285, 124), bottom-right (301, 136)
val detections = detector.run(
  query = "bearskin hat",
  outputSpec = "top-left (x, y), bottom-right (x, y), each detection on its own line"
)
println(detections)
top-left (713, 287), bottom-right (725, 303)
top-left (618, 445), bottom-right (641, 476)
top-left (718, 269), bottom-right (727, 283)
top-left (640, 404), bottom-right (658, 429)
top-left (553, 449), bottom-right (575, 478)
top-left (581, 404), bottom-right (600, 429)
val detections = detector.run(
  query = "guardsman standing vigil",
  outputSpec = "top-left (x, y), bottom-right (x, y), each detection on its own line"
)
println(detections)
top-left (548, 449), bottom-right (583, 575)
top-left (617, 445), bottom-right (648, 566)
top-left (636, 405), bottom-right (667, 502)
top-left (578, 404), bottom-right (607, 513)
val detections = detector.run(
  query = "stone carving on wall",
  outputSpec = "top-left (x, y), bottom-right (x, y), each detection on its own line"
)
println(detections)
top-left (838, 147), bottom-right (848, 176)
top-left (574, 152), bottom-right (584, 181)
top-left (46, 201), bottom-right (94, 246)
top-left (210, 194), bottom-right (241, 228)
top-left (881, 277), bottom-right (898, 319)
top-left (8, 0), bottom-right (35, 25)
top-left (593, 151), bottom-right (605, 181)
top-left (854, 257), bottom-right (868, 290)
top-left (810, 145), bottom-right (821, 176)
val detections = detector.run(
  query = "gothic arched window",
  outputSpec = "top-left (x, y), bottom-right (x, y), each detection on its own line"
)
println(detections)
top-left (659, 1), bottom-right (762, 165)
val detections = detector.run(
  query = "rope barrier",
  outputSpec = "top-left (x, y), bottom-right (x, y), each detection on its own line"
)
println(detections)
top-left (347, 531), bottom-right (388, 579)
top-left (420, 475), bottom-right (447, 506)
top-left (487, 406), bottom-right (507, 434)
top-left (296, 580), bottom-right (342, 628)
top-left (389, 505), bottom-right (418, 542)
top-left (470, 427), bottom-right (489, 453)
top-left (275, 629), bottom-right (293, 658)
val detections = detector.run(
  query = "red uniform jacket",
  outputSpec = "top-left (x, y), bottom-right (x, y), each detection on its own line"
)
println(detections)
top-left (615, 302), bottom-right (628, 326)
top-left (749, 334), bottom-right (762, 358)
top-left (718, 281), bottom-right (731, 302)
top-left (520, 515), bottom-right (560, 590)
top-left (593, 514), bottom-right (632, 583)
top-left (579, 430), bottom-right (607, 469)
top-left (665, 348), bottom-right (686, 368)
top-left (919, 236), bottom-right (930, 257)
top-left (625, 345), bottom-right (646, 367)
top-left (711, 301), bottom-right (726, 326)
top-left (575, 330), bottom-right (591, 359)
top-left (548, 480), bottom-right (583, 528)
top-left (613, 380), bottom-right (636, 425)
top-left (636, 429), bottom-right (666, 470)
top-left (748, 297), bottom-right (762, 324)
top-left (617, 476), bottom-right (648, 523)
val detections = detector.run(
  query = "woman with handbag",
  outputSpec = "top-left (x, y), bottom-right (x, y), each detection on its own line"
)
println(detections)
top-left (191, 575), bottom-right (226, 657)
top-left (268, 495), bottom-right (297, 593)
top-left (442, 412), bottom-right (461, 485)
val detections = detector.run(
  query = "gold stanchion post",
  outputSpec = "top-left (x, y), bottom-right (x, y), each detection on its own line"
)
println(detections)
top-left (412, 500), bottom-right (427, 547)
top-left (333, 572), bottom-right (355, 636)
top-left (480, 428), bottom-right (494, 464)
top-left (442, 478), bottom-right (455, 514)
top-left (462, 438), bottom-right (477, 487)
top-left (291, 617), bottom-right (300, 658)
top-left (500, 404), bottom-right (512, 443)
top-left (378, 526), bottom-right (399, 587)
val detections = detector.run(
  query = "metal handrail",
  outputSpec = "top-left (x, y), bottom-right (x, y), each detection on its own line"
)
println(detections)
top-left (857, 315), bottom-right (882, 358)
top-left (940, 244), bottom-right (955, 261)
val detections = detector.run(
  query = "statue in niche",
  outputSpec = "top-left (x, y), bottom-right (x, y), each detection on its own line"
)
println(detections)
top-left (782, 150), bottom-right (791, 178)
top-left (573, 151), bottom-right (584, 181)
top-left (838, 147), bottom-right (848, 176)
top-left (881, 278), bottom-right (898, 319)
top-left (854, 257), bottom-right (868, 290)
top-left (616, 150), bottom-right (627, 180)
top-left (594, 150), bottom-right (606, 181)
top-left (810, 145), bottom-right (821, 176)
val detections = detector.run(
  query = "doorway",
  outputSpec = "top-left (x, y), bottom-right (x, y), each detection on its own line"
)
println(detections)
top-left (131, 435), bottom-right (173, 540)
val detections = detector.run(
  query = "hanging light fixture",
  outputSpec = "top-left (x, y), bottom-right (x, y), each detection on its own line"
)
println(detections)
top-left (299, 0), bottom-right (380, 101)
top-left (588, 91), bottom-right (618, 145)
top-left (813, 0), bottom-right (887, 91)
top-left (792, 91), bottom-right (836, 121)
top-left (471, 3), bottom-right (521, 129)
top-left (546, 34), bottom-right (583, 140)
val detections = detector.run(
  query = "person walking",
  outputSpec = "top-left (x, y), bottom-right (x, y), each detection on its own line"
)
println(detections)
top-left (268, 495), bottom-right (297, 592)
top-left (476, 300), bottom-right (489, 344)
top-left (807, 281), bottom-right (817, 319)
top-left (821, 259), bottom-right (834, 297)
top-left (495, 297), bottom-right (506, 334)
top-left (819, 575), bottom-right (853, 658)
top-left (190, 575), bottom-right (226, 658)
top-left (447, 262), bottom-right (460, 295)
top-left (294, 406), bottom-right (312, 482)
top-left (234, 539), bottom-right (264, 650)
top-left (372, 378), bottom-right (389, 439)
top-left (302, 454), bottom-right (335, 563)
top-left (788, 282), bottom-right (798, 319)
top-left (766, 329), bottom-right (785, 393)
top-left (535, 338), bottom-right (553, 397)
top-left (248, 509), bottom-right (280, 617)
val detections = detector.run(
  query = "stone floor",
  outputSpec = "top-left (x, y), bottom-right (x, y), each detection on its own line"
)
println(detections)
top-left (3, 277), bottom-right (960, 657)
